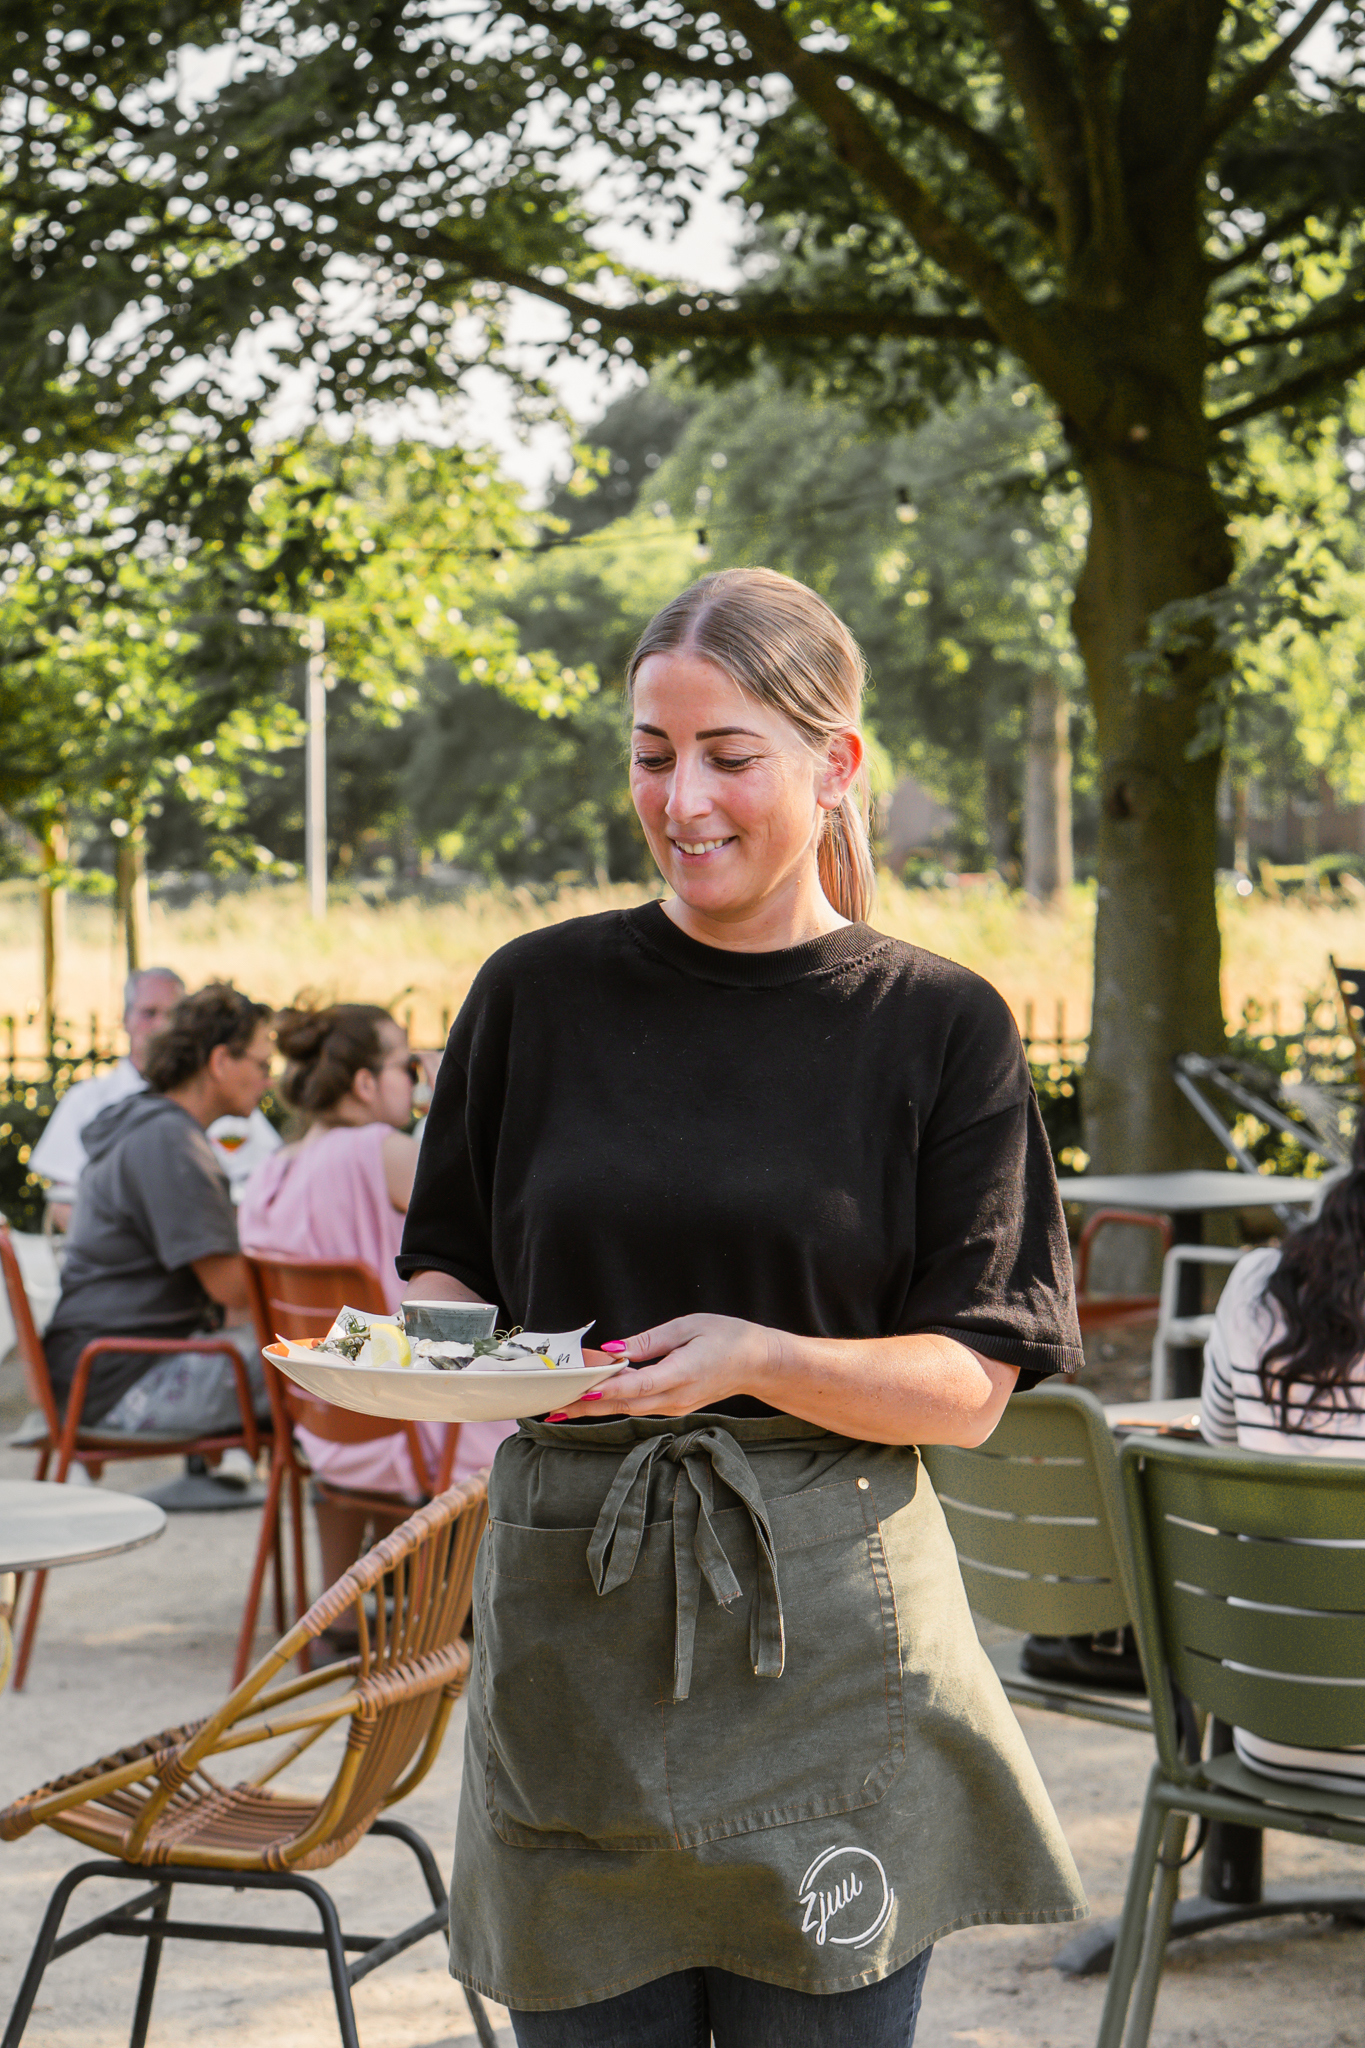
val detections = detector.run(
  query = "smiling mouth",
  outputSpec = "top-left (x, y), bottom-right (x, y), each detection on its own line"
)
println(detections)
top-left (671, 837), bottom-right (735, 856)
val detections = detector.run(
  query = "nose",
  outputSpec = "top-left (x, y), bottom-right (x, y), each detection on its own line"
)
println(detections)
top-left (664, 748), bottom-right (711, 825)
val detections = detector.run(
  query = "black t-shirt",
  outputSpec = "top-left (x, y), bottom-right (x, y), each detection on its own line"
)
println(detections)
top-left (398, 904), bottom-right (1083, 1411)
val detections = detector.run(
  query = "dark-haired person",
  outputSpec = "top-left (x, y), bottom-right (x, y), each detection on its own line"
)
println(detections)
top-left (238, 1004), bottom-right (513, 1581)
top-left (1200, 1128), bottom-right (1365, 1794)
top-left (42, 984), bottom-right (275, 1442)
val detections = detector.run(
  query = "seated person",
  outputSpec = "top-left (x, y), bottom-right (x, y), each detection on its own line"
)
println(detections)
top-left (1201, 1130), bottom-right (1365, 1794)
top-left (239, 1003), bottom-right (513, 1582)
top-left (43, 984), bottom-right (275, 1437)
top-left (31, 966), bottom-right (280, 1228)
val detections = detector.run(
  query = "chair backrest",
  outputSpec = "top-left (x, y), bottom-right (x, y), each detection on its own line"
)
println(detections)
top-left (115, 1475), bottom-right (492, 1867)
top-left (0, 1226), bottom-right (60, 1438)
top-left (242, 1253), bottom-right (451, 1488)
top-left (921, 1382), bottom-right (1136, 1638)
top-left (1121, 1436), bottom-right (1365, 1777)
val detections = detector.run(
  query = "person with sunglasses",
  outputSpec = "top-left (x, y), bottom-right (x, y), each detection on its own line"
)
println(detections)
top-left (239, 1002), bottom-right (513, 1582)
top-left (43, 982), bottom-right (276, 1441)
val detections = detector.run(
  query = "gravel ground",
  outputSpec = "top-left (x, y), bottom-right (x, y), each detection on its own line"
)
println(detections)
top-left (2, 1336), bottom-right (1362, 2048)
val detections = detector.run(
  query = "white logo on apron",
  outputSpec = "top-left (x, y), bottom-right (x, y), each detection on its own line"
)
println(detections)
top-left (797, 1845), bottom-right (895, 1950)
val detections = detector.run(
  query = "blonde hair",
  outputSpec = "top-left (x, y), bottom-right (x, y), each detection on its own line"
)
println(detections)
top-left (626, 568), bottom-right (876, 923)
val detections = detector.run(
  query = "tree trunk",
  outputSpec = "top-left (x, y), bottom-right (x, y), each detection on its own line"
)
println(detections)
top-left (983, 760), bottom-right (1019, 884)
top-left (1023, 674), bottom-right (1073, 904)
top-left (39, 815), bottom-right (67, 1054)
top-left (1073, 448), bottom-right (1231, 1186)
top-left (115, 825), bottom-right (150, 976)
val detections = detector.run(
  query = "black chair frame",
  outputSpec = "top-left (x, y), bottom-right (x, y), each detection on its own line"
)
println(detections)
top-left (1, 1817), bottom-right (498, 2048)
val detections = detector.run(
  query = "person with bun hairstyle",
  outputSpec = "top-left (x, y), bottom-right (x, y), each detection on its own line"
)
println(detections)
top-left (43, 983), bottom-right (274, 1434)
top-left (1200, 1120), bottom-right (1365, 1793)
top-left (399, 569), bottom-right (1087, 2044)
top-left (239, 1004), bottom-right (514, 1581)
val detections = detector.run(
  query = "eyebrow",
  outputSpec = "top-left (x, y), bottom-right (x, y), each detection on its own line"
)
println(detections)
top-left (632, 723), bottom-right (764, 739)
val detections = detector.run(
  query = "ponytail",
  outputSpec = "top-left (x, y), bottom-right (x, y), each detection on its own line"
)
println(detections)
top-left (819, 786), bottom-right (876, 924)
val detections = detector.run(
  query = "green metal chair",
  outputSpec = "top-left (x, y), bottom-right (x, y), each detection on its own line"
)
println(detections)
top-left (921, 1383), bottom-right (1150, 1735)
top-left (1098, 1437), bottom-right (1365, 2048)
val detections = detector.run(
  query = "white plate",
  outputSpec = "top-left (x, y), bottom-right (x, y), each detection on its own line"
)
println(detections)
top-left (264, 1339), bottom-right (626, 1423)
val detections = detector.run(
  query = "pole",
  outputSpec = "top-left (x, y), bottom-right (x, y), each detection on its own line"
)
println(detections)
top-left (304, 620), bottom-right (327, 920)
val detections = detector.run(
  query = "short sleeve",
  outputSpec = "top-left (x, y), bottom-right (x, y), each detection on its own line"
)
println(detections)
top-left (897, 997), bottom-right (1083, 1388)
top-left (130, 1118), bottom-right (239, 1272)
top-left (397, 993), bottom-right (499, 1300)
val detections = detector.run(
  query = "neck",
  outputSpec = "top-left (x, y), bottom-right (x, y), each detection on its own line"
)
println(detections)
top-left (662, 866), bottom-right (849, 954)
top-left (165, 1075), bottom-right (227, 1128)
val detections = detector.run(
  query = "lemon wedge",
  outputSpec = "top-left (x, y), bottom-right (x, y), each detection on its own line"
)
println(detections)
top-left (369, 1323), bottom-right (412, 1370)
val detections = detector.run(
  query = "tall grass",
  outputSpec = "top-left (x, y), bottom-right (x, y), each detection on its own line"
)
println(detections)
top-left (0, 875), bottom-right (1355, 1050)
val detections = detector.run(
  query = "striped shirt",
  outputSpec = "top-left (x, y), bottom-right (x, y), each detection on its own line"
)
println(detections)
top-left (1200, 1246), bottom-right (1365, 1793)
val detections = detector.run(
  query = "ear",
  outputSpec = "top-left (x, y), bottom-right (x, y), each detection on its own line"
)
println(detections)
top-left (206, 1043), bottom-right (235, 1085)
top-left (351, 1065), bottom-right (379, 1107)
top-left (816, 728), bottom-right (864, 812)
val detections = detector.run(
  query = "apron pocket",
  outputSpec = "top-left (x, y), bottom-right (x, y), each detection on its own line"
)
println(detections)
top-left (480, 1477), bottom-right (906, 1852)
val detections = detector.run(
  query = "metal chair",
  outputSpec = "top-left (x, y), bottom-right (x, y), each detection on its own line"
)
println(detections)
top-left (921, 1383), bottom-right (1150, 1734)
top-left (1074, 1210), bottom-right (1173, 1334)
top-left (234, 1254), bottom-right (462, 1686)
top-left (1173, 1052), bottom-right (1352, 1225)
top-left (1148, 1243), bottom-right (1247, 1401)
top-left (0, 1476), bottom-right (497, 2048)
top-left (1097, 1437), bottom-right (1365, 2048)
top-left (0, 1224), bottom-right (267, 1692)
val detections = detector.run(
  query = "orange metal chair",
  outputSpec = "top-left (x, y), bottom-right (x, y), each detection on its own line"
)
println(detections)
top-left (1073, 1208), bottom-right (1174, 1334)
top-left (234, 1254), bottom-right (462, 1686)
top-left (0, 1225), bottom-right (267, 1691)
top-left (0, 1476), bottom-right (497, 2048)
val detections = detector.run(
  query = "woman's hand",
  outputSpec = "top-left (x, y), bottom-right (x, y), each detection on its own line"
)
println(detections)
top-left (546, 1315), bottom-right (783, 1420)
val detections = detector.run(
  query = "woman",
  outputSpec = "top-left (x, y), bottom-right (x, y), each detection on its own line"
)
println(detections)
top-left (1201, 1129), bottom-right (1365, 1794)
top-left (400, 570), bottom-right (1087, 2045)
top-left (239, 1004), bottom-right (513, 1578)
top-left (44, 982), bottom-right (273, 1434)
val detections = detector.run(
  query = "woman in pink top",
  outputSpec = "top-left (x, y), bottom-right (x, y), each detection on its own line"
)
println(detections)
top-left (240, 1003), bottom-right (513, 1583)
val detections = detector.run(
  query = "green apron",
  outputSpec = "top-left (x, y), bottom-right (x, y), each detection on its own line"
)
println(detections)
top-left (449, 1413), bottom-right (1086, 2012)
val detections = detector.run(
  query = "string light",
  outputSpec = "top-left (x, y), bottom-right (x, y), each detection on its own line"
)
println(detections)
top-left (896, 487), bottom-right (918, 525)
top-left (694, 526), bottom-right (712, 561)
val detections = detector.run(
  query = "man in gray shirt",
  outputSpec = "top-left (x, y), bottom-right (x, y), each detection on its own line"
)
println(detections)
top-left (44, 985), bottom-right (275, 1430)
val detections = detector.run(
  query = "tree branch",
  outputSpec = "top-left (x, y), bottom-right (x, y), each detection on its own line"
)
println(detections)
top-left (833, 57), bottom-right (1055, 238)
top-left (705, 0), bottom-right (1103, 419)
top-left (970, 0), bottom-right (1089, 258)
top-left (1211, 341), bottom-right (1365, 428)
top-left (499, 0), bottom-right (765, 93)
top-left (424, 234), bottom-right (996, 345)
top-left (1215, 299), bottom-right (1365, 354)
top-left (1202, 0), bottom-right (1336, 149)
top-left (1206, 203), bottom-right (1313, 278)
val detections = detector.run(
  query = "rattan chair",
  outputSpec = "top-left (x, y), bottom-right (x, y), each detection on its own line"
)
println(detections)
top-left (234, 1253), bottom-right (463, 1686)
top-left (1098, 1437), bottom-right (1365, 2048)
top-left (0, 1476), bottom-right (495, 2048)
top-left (0, 1224), bottom-right (268, 1692)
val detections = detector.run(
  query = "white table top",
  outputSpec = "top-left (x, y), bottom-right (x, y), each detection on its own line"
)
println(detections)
top-left (1061, 1170), bottom-right (1321, 1214)
top-left (0, 1481), bottom-right (166, 1574)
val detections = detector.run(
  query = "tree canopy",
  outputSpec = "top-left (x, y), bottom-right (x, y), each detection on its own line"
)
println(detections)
top-left (6, 0), bottom-right (1365, 1167)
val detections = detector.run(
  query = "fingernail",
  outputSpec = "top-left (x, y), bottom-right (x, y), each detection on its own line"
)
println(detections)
top-left (545, 1411), bottom-right (568, 1422)
top-left (581, 1389), bottom-right (603, 1401)
top-left (601, 1341), bottom-right (627, 1353)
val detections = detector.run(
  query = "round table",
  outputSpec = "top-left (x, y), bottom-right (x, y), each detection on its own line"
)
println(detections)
top-left (0, 1481), bottom-right (166, 1690)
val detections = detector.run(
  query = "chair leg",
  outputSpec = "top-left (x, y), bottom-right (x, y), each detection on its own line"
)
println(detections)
top-left (231, 1450), bottom-right (286, 1687)
top-left (2, 1861), bottom-right (104, 2047)
top-left (1119, 1811), bottom-right (1190, 2048)
top-left (365, 1818), bottom-right (498, 2048)
top-left (289, 1464), bottom-right (311, 1672)
top-left (1096, 1774), bottom-right (1168, 2048)
top-left (128, 1885), bottom-right (173, 2048)
top-left (287, 1875), bottom-right (361, 2048)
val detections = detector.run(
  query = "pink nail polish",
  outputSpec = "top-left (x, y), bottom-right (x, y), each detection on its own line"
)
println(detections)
top-left (545, 1411), bottom-right (568, 1422)
top-left (601, 1341), bottom-right (627, 1353)
top-left (581, 1389), bottom-right (603, 1401)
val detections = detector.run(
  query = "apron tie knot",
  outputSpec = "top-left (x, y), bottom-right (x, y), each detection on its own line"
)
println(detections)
top-left (586, 1427), bottom-right (785, 1701)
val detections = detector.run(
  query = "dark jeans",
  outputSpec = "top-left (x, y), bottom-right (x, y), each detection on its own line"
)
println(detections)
top-left (507, 1947), bottom-right (933, 2047)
